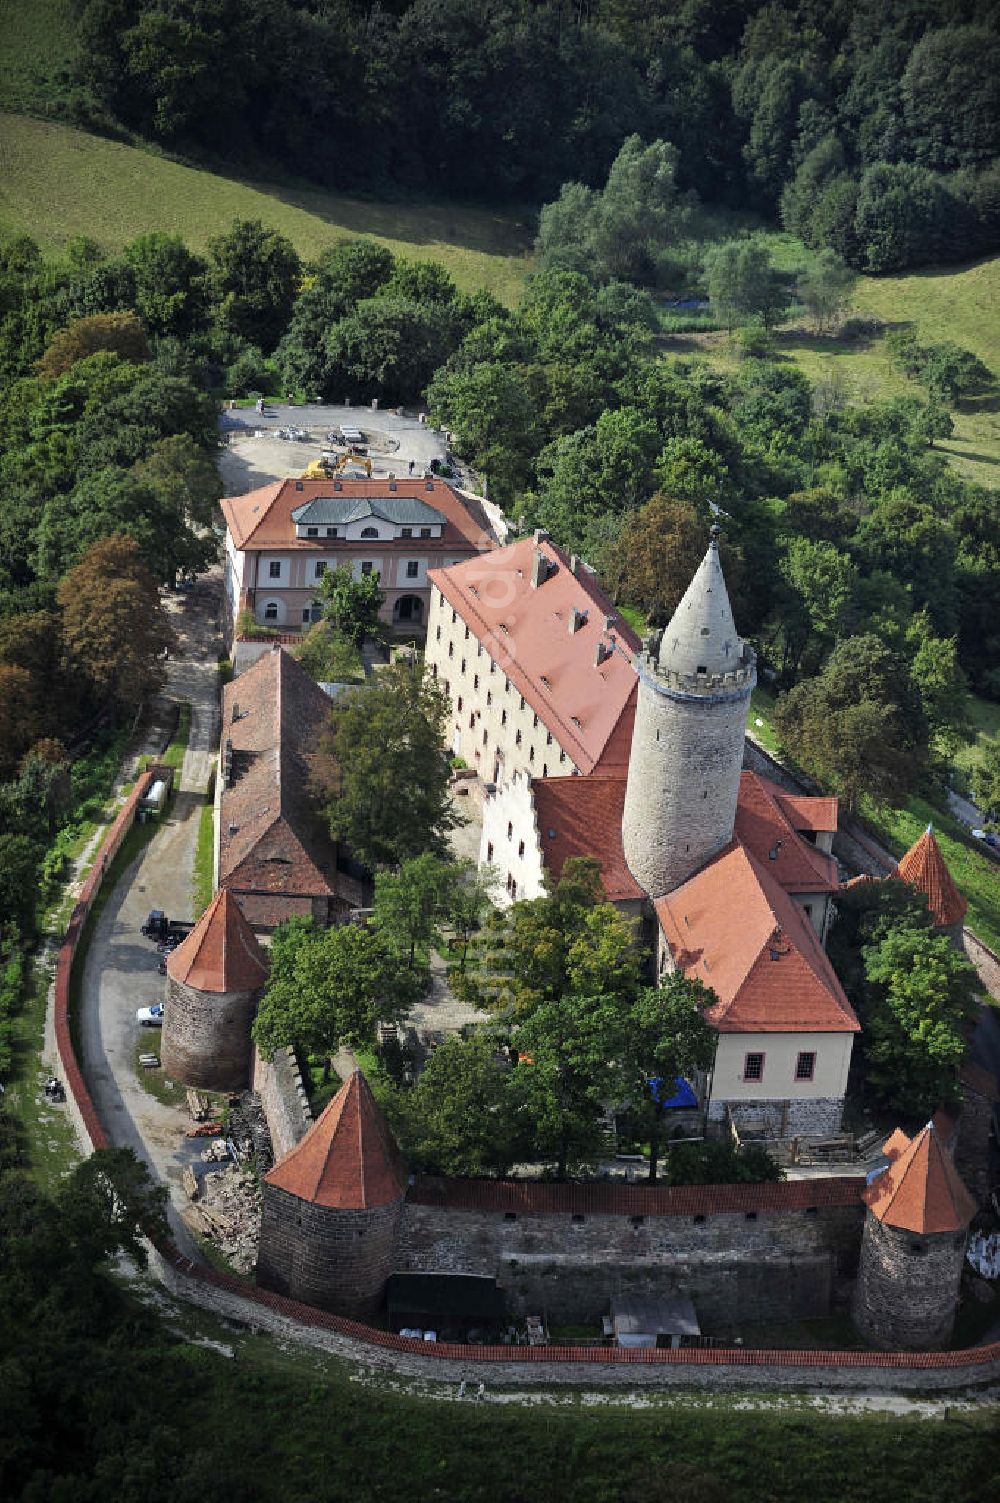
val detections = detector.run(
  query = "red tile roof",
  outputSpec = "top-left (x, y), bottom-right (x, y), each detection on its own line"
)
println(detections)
top-left (735, 773), bottom-right (838, 892)
top-left (166, 889), bottom-right (269, 993)
top-left (532, 776), bottom-right (643, 901)
top-left (895, 826), bottom-right (968, 928)
top-left (221, 477), bottom-right (498, 553)
top-left (265, 1070), bottom-right (406, 1210)
top-left (864, 1122), bottom-right (976, 1233)
top-left (409, 1174), bottom-right (864, 1217)
top-left (430, 537), bottom-right (641, 775)
top-left (655, 841), bottom-right (859, 1033)
top-left (219, 648), bottom-right (339, 908)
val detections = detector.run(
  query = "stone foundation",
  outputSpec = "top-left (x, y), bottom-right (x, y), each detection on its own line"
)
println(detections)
top-left (707, 1096), bottom-right (845, 1140)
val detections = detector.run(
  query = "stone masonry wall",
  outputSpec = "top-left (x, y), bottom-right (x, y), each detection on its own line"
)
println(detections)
top-left (707, 1097), bottom-right (845, 1139)
top-left (257, 1184), bottom-right (403, 1318)
top-left (622, 669), bottom-right (751, 899)
top-left (252, 1044), bottom-right (312, 1161)
top-left (399, 1201), bottom-right (862, 1329)
top-left (160, 976), bottom-right (260, 1092)
top-left (852, 1213), bottom-right (966, 1349)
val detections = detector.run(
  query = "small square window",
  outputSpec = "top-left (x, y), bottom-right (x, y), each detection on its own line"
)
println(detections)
top-left (406, 561), bottom-right (419, 579)
top-left (268, 561), bottom-right (281, 579)
top-left (743, 1052), bottom-right (764, 1082)
top-left (361, 562), bottom-right (374, 576)
top-left (306, 526), bottom-right (319, 537)
top-left (420, 527), bottom-right (432, 538)
top-left (401, 527), bottom-right (412, 538)
top-left (326, 527), bottom-right (338, 537)
top-left (795, 1051), bottom-right (816, 1081)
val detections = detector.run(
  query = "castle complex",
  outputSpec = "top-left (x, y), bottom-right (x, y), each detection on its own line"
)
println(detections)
top-left (157, 527), bottom-right (987, 1354)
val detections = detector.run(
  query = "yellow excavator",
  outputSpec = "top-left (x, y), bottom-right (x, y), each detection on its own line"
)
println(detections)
top-left (300, 449), bottom-right (373, 481)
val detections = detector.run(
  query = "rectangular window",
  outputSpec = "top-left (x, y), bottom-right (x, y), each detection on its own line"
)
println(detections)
top-left (795, 1051), bottom-right (816, 1082)
top-left (486, 842), bottom-right (494, 862)
top-left (743, 1052), bottom-right (764, 1082)
top-left (361, 562), bottom-right (374, 576)
top-left (268, 561), bottom-right (281, 579)
top-left (326, 527), bottom-right (338, 537)
top-left (401, 527), bottom-right (413, 538)
top-left (406, 561), bottom-right (419, 579)
top-left (306, 527), bottom-right (319, 537)
top-left (420, 527), bottom-right (432, 538)
top-left (314, 562), bottom-right (326, 579)
top-left (302, 607), bottom-right (311, 622)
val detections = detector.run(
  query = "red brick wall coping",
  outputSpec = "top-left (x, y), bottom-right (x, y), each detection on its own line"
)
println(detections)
top-left (407, 1175), bottom-right (865, 1215)
top-left (53, 781), bottom-right (1000, 1376)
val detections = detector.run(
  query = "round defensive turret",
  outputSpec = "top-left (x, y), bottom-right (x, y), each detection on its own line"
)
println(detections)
top-left (256, 1070), bottom-right (406, 1318)
top-left (160, 889), bottom-right (269, 1092)
top-left (852, 1122), bottom-right (975, 1349)
top-left (621, 528), bottom-right (755, 898)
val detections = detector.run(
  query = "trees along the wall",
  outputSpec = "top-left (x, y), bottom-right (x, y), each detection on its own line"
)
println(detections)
top-left (620, 979), bottom-right (717, 1184)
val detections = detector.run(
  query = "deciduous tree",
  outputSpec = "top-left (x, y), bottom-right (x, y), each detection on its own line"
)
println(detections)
top-left (36, 313), bottom-right (150, 378)
top-left (56, 535), bottom-right (173, 711)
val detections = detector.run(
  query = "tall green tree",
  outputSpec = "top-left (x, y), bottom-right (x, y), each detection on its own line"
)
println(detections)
top-left (392, 1033), bottom-right (517, 1178)
top-left (621, 979), bottom-right (717, 1184)
top-left (316, 660), bottom-right (457, 871)
top-left (208, 219), bottom-right (301, 352)
top-left (319, 563), bottom-right (384, 647)
top-left (704, 239), bottom-right (787, 331)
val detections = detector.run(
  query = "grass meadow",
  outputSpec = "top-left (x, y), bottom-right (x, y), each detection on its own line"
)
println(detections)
top-left (0, 112), bottom-right (534, 302)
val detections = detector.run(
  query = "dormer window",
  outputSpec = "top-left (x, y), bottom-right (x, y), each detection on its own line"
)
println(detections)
top-left (420, 527), bottom-right (432, 538)
top-left (326, 527), bottom-right (338, 537)
top-left (360, 527), bottom-right (379, 539)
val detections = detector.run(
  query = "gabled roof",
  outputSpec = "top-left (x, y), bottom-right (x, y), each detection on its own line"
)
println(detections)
top-left (735, 772), bottom-right (839, 892)
top-left (895, 826), bottom-right (967, 928)
top-left (221, 477), bottom-right (498, 553)
top-left (219, 647), bottom-right (338, 901)
top-left (657, 529), bottom-right (744, 678)
top-left (773, 791), bottom-right (839, 835)
top-left (265, 1070), bottom-right (406, 1209)
top-left (166, 889), bottom-right (269, 993)
top-left (531, 776), bottom-right (643, 902)
top-left (290, 494), bottom-right (444, 528)
top-left (429, 536), bottom-right (641, 775)
top-left (864, 1122), bottom-right (976, 1233)
top-left (655, 841), bottom-right (859, 1034)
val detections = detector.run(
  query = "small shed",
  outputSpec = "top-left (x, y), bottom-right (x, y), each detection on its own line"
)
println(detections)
top-left (610, 1294), bottom-right (700, 1350)
top-left (386, 1273), bottom-right (506, 1340)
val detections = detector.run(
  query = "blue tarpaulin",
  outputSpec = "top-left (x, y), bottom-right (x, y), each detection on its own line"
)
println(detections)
top-left (648, 1076), bottom-right (698, 1109)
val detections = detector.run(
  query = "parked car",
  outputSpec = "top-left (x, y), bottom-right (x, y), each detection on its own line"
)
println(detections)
top-left (136, 1002), bottom-right (165, 1027)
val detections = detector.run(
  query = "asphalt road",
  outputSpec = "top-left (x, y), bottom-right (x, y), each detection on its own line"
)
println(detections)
top-left (79, 575), bottom-right (221, 1256)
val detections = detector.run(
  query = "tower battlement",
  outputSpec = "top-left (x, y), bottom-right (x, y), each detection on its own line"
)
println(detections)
top-left (634, 648), bottom-right (756, 700)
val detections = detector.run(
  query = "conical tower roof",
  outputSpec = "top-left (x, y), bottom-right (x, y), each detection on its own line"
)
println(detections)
top-left (265, 1070), bottom-right (406, 1210)
top-left (895, 825), bottom-right (967, 928)
top-left (864, 1122), bottom-right (976, 1234)
top-left (166, 889), bottom-right (269, 993)
top-left (657, 526), bottom-right (743, 677)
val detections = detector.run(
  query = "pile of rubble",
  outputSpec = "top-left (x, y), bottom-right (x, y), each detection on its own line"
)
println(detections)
top-left (226, 1089), bottom-right (274, 1174)
top-left (188, 1163), bottom-right (263, 1275)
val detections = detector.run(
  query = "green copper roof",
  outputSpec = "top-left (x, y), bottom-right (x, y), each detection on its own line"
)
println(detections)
top-left (291, 495), bottom-right (444, 527)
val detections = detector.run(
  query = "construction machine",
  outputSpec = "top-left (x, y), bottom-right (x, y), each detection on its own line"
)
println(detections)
top-left (300, 449), bottom-right (373, 481)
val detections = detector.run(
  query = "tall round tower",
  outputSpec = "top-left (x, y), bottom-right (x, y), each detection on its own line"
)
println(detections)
top-left (161, 889), bottom-right (269, 1093)
top-left (256, 1070), bottom-right (407, 1318)
top-left (852, 1122), bottom-right (975, 1350)
top-left (621, 527), bottom-right (755, 898)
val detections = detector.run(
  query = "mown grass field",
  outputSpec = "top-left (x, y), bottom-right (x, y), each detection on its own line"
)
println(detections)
top-left (0, 0), bottom-right (78, 115)
top-left (0, 112), bottom-right (534, 303)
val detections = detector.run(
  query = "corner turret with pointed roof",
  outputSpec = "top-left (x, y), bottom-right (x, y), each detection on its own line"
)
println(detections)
top-left (853, 1120), bottom-right (976, 1349)
top-left (622, 527), bottom-right (756, 898)
top-left (160, 889), bottom-right (270, 1092)
top-left (896, 824), bottom-right (968, 934)
top-left (256, 1070), bottom-right (407, 1318)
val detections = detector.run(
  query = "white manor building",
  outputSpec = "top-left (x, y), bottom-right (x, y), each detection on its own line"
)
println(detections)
top-left (441, 528), bottom-right (859, 1139)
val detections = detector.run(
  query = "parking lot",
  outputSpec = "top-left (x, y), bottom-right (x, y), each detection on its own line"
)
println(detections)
top-left (218, 402), bottom-right (462, 497)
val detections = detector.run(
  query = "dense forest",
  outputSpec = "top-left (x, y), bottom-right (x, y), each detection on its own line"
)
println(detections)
top-left (65, 0), bottom-right (1000, 271)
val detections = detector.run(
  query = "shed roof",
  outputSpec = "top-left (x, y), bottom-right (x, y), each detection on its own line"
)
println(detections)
top-left (265, 1070), bottom-right (406, 1209)
top-left (166, 889), bottom-right (269, 993)
top-left (611, 1294), bottom-right (700, 1337)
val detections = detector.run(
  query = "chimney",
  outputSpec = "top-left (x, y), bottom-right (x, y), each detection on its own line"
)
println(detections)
top-left (530, 549), bottom-right (549, 588)
top-left (231, 702), bottom-right (240, 723)
top-left (569, 554), bottom-right (580, 575)
top-left (594, 641), bottom-right (610, 666)
top-left (568, 607), bottom-right (587, 634)
top-left (533, 528), bottom-right (549, 543)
